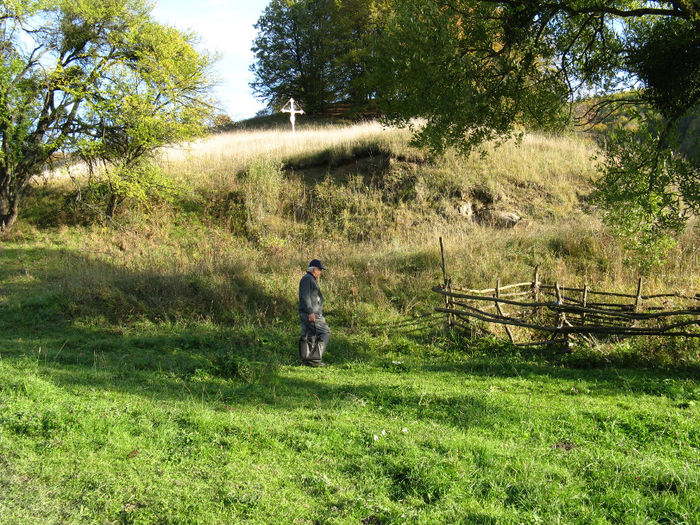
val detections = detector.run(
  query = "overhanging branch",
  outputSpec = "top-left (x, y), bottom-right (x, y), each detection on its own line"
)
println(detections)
top-left (483, 1), bottom-right (688, 20)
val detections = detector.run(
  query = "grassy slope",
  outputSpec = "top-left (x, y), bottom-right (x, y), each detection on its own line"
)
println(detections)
top-left (1, 122), bottom-right (699, 524)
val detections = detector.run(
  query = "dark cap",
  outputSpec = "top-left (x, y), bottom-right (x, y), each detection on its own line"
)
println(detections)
top-left (309, 259), bottom-right (326, 270)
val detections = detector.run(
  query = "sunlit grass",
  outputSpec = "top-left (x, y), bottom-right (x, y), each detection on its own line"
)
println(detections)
top-left (160, 121), bottom-right (413, 187)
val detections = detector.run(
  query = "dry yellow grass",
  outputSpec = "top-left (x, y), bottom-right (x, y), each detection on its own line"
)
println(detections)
top-left (162, 121), bottom-right (392, 160)
top-left (159, 121), bottom-right (413, 188)
top-left (23, 120), bottom-right (698, 326)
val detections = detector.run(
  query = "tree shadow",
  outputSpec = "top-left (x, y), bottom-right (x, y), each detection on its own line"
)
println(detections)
top-left (0, 244), bottom-right (297, 378)
top-left (1, 245), bottom-right (698, 432)
top-left (1, 317), bottom-right (518, 434)
top-left (0, 245), bottom-right (377, 394)
top-left (416, 343), bottom-right (700, 399)
top-left (0, 245), bottom-right (292, 325)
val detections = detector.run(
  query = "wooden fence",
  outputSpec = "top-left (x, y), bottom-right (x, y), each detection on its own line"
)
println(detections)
top-left (434, 239), bottom-right (700, 347)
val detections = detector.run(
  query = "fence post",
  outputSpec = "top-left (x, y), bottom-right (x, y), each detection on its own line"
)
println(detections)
top-left (553, 282), bottom-right (570, 346)
top-left (634, 277), bottom-right (643, 313)
top-left (447, 278), bottom-right (455, 327)
top-left (439, 237), bottom-right (447, 288)
top-left (531, 266), bottom-right (540, 302)
top-left (495, 278), bottom-right (515, 344)
top-left (439, 237), bottom-right (454, 328)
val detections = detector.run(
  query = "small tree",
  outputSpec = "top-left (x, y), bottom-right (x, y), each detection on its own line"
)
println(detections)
top-left (0, 0), bottom-right (215, 230)
top-left (78, 23), bottom-right (215, 218)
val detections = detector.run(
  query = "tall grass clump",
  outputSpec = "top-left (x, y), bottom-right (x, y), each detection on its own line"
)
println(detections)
top-left (243, 157), bottom-right (284, 227)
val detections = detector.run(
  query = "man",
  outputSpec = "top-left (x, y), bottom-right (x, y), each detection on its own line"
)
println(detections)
top-left (298, 259), bottom-right (330, 367)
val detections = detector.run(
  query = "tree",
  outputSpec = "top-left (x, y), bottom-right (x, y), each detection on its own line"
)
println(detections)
top-left (77, 22), bottom-right (215, 218)
top-left (250, 0), bottom-right (391, 113)
top-left (327, 0), bottom-right (395, 107)
top-left (251, 0), bottom-right (331, 113)
top-left (0, 0), bottom-right (215, 230)
top-left (372, 1), bottom-right (699, 258)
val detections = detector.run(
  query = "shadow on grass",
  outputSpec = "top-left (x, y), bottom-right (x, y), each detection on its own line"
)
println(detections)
top-left (0, 245), bottom-right (293, 324)
top-left (1, 246), bottom-right (698, 427)
top-left (416, 333), bottom-right (700, 399)
top-left (0, 246), bottom-right (383, 397)
top-left (1, 309), bottom-right (519, 433)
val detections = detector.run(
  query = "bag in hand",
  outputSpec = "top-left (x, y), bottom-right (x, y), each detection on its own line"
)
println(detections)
top-left (299, 323), bottom-right (324, 364)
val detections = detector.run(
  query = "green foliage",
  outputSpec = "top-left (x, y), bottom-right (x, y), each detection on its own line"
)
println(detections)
top-left (0, 0), bottom-right (215, 229)
top-left (677, 107), bottom-right (700, 162)
top-left (250, 0), bottom-right (391, 113)
top-left (369, 0), bottom-right (700, 259)
top-left (593, 118), bottom-right (700, 270)
top-left (626, 16), bottom-right (700, 121)
top-left (372, 0), bottom-right (572, 155)
top-left (76, 20), bottom-right (215, 218)
top-left (372, 1), bottom-right (698, 154)
top-left (94, 162), bottom-right (178, 218)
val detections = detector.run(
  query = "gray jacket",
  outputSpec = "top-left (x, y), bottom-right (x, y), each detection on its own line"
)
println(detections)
top-left (299, 272), bottom-right (324, 316)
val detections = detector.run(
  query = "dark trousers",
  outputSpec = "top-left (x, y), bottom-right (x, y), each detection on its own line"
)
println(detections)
top-left (300, 314), bottom-right (331, 346)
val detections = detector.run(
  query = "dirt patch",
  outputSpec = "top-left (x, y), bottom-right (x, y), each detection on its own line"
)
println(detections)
top-left (553, 441), bottom-right (575, 451)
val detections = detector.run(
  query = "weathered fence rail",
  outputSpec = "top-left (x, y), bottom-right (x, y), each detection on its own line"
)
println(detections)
top-left (435, 238), bottom-right (700, 347)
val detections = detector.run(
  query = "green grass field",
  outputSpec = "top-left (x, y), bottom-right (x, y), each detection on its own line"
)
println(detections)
top-left (1, 122), bottom-right (699, 524)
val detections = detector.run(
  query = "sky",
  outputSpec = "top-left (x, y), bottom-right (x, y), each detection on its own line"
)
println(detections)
top-left (151, 0), bottom-right (271, 121)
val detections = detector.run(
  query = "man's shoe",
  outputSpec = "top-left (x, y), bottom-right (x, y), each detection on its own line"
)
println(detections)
top-left (308, 361), bottom-right (327, 367)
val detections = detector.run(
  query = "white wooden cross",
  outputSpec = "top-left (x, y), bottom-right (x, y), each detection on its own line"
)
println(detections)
top-left (281, 98), bottom-right (304, 134)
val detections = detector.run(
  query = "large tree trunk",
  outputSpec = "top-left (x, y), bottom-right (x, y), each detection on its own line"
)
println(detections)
top-left (0, 194), bottom-right (19, 231)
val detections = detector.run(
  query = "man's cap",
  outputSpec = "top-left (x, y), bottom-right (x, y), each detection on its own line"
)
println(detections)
top-left (309, 259), bottom-right (326, 270)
